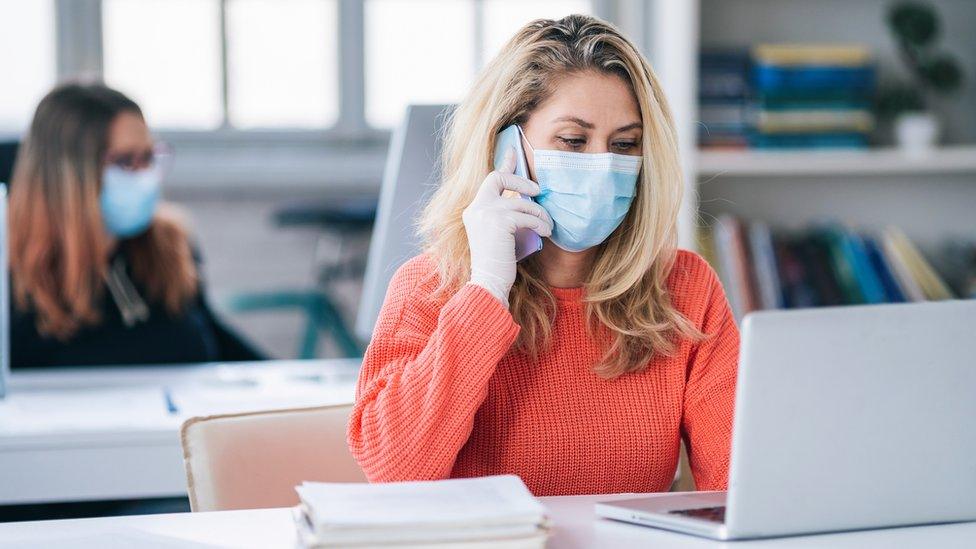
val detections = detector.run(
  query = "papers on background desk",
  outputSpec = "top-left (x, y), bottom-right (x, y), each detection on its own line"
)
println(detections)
top-left (293, 475), bottom-right (549, 548)
top-left (167, 377), bottom-right (355, 417)
top-left (0, 387), bottom-right (172, 434)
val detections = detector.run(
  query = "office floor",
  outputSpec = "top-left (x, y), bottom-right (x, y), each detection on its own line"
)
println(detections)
top-left (174, 192), bottom-right (369, 360)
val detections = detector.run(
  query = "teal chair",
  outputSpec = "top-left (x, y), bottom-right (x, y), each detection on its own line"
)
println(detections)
top-left (224, 197), bottom-right (375, 359)
top-left (223, 290), bottom-right (361, 359)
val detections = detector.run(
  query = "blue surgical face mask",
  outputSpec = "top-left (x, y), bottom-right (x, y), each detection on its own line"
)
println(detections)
top-left (518, 125), bottom-right (642, 252)
top-left (100, 164), bottom-right (162, 238)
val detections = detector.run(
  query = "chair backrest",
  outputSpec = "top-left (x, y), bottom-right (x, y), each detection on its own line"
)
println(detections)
top-left (180, 403), bottom-right (366, 512)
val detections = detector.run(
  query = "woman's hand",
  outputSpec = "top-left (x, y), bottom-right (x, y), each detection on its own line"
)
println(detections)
top-left (462, 148), bottom-right (553, 307)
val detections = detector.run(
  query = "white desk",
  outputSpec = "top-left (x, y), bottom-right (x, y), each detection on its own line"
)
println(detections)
top-left (1, 493), bottom-right (973, 548)
top-left (0, 359), bottom-right (360, 505)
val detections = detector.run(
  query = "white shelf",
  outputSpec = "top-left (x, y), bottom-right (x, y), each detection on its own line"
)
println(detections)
top-left (696, 145), bottom-right (976, 179)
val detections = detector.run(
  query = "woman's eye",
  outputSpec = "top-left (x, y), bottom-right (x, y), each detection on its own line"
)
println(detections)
top-left (556, 136), bottom-right (586, 150)
top-left (612, 141), bottom-right (638, 152)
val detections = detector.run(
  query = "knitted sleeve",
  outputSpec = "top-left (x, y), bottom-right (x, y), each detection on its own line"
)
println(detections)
top-left (347, 256), bottom-right (520, 482)
top-left (681, 261), bottom-right (740, 491)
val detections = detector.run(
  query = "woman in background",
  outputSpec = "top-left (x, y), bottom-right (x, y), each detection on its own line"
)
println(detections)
top-left (10, 83), bottom-right (263, 368)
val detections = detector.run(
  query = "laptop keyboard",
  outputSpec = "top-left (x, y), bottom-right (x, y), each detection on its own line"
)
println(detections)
top-left (668, 505), bottom-right (726, 523)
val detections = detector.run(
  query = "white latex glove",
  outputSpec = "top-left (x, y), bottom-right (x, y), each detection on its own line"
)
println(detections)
top-left (462, 148), bottom-right (554, 307)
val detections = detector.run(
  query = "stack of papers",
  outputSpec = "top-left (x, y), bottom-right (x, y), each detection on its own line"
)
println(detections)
top-left (293, 475), bottom-right (549, 548)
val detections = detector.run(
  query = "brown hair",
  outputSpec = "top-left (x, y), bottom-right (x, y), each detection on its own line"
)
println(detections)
top-left (418, 15), bottom-right (702, 377)
top-left (9, 83), bottom-right (198, 339)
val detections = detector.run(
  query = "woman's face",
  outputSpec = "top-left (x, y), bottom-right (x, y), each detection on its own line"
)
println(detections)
top-left (104, 111), bottom-right (155, 171)
top-left (520, 70), bottom-right (642, 182)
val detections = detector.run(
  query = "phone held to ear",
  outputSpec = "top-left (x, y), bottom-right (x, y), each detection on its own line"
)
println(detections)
top-left (494, 125), bottom-right (543, 261)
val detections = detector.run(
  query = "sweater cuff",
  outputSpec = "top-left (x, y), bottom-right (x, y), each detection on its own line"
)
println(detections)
top-left (440, 283), bottom-right (521, 351)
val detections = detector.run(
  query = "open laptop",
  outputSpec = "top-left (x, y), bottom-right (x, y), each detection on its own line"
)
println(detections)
top-left (596, 300), bottom-right (976, 540)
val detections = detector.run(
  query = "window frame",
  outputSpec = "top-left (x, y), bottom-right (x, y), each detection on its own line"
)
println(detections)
top-left (52, 0), bottom-right (617, 188)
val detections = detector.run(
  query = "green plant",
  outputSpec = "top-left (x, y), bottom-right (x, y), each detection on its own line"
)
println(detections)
top-left (876, 2), bottom-right (965, 119)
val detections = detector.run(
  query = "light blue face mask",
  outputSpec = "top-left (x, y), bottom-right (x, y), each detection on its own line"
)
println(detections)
top-left (518, 125), bottom-right (642, 252)
top-left (100, 164), bottom-right (162, 238)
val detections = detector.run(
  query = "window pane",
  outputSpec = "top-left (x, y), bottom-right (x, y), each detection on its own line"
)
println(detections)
top-left (0, 0), bottom-right (55, 132)
top-left (226, 0), bottom-right (338, 129)
top-left (483, 0), bottom-right (592, 63)
top-left (366, 0), bottom-right (475, 129)
top-left (103, 0), bottom-right (223, 130)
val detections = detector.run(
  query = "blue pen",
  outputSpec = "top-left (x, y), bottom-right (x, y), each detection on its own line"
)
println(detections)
top-left (163, 387), bottom-right (179, 414)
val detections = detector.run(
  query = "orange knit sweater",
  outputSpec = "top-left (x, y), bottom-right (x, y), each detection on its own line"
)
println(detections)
top-left (348, 250), bottom-right (739, 496)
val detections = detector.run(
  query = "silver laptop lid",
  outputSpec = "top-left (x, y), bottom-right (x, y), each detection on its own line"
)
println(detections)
top-left (727, 300), bottom-right (976, 538)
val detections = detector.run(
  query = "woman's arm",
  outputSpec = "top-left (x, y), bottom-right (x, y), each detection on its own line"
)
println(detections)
top-left (681, 264), bottom-right (740, 491)
top-left (347, 256), bottom-right (520, 482)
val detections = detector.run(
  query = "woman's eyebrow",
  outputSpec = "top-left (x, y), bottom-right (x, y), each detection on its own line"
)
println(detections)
top-left (551, 116), bottom-right (594, 129)
top-left (613, 122), bottom-right (642, 133)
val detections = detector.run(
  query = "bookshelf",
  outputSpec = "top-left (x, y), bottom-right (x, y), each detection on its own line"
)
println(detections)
top-left (641, 0), bottom-right (976, 311)
top-left (697, 146), bottom-right (976, 179)
top-left (645, 0), bottom-right (976, 249)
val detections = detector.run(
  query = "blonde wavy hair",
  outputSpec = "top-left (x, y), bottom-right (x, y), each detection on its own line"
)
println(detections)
top-left (418, 14), bottom-right (701, 378)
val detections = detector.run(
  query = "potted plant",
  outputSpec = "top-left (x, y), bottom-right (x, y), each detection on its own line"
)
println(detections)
top-left (876, 2), bottom-right (964, 152)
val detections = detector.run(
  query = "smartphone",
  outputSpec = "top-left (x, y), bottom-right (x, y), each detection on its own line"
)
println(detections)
top-left (493, 125), bottom-right (543, 261)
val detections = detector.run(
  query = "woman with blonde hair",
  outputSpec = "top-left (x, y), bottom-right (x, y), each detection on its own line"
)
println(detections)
top-left (348, 14), bottom-right (738, 496)
top-left (11, 83), bottom-right (263, 368)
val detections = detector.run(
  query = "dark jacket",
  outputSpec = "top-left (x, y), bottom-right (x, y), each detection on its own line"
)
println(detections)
top-left (11, 248), bottom-right (265, 368)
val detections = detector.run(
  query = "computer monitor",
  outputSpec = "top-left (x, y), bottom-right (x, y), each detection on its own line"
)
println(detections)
top-left (355, 104), bottom-right (453, 341)
top-left (0, 184), bottom-right (9, 398)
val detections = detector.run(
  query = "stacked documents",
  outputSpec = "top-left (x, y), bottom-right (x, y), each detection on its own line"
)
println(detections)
top-left (293, 475), bottom-right (549, 548)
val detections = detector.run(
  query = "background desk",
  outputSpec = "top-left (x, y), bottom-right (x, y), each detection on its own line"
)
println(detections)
top-left (1, 493), bottom-right (974, 548)
top-left (0, 359), bottom-right (360, 506)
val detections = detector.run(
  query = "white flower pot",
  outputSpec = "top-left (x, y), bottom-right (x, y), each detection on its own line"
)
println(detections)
top-left (894, 112), bottom-right (940, 154)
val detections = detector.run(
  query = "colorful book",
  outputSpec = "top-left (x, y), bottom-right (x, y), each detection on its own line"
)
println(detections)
top-left (754, 65), bottom-right (876, 93)
top-left (863, 235), bottom-right (906, 303)
top-left (844, 231), bottom-right (887, 304)
top-left (884, 227), bottom-right (955, 300)
top-left (748, 221), bottom-right (783, 310)
top-left (756, 109), bottom-right (873, 134)
top-left (751, 133), bottom-right (868, 149)
top-left (752, 44), bottom-right (872, 67)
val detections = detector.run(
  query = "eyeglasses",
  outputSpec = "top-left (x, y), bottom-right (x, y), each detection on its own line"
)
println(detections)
top-left (104, 142), bottom-right (172, 172)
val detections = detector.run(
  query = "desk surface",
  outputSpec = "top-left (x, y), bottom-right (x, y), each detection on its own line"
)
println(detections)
top-left (1, 493), bottom-right (974, 548)
top-left (0, 360), bottom-right (360, 505)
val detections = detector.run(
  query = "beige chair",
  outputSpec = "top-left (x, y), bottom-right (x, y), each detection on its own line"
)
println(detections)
top-left (180, 404), bottom-right (366, 512)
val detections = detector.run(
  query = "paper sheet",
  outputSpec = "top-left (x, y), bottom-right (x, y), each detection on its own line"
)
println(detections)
top-left (0, 387), bottom-right (171, 434)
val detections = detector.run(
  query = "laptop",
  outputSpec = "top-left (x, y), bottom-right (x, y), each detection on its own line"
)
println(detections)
top-left (596, 300), bottom-right (976, 540)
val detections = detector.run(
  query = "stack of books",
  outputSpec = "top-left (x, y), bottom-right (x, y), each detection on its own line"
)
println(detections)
top-left (699, 50), bottom-right (753, 149)
top-left (751, 44), bottom-right (876, 149)
top-left (293, 475), bottom-right (549, 548)
top-left (701, 216), bottom-right (963, 320)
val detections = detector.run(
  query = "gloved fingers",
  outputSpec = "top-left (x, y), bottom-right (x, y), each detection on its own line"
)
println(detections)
top-left (501, 197), bottom-right (553, 229)
top-left (504, 211), bottom-right (553, 237)
top-left (479, 170), bottom-right (540, 200)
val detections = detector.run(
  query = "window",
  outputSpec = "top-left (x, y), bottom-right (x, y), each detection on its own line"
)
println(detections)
top-left (103, 0), bottom-right (223, 129)
top-left (103, 0), bottom-right (339, 131)
top-left (482, 0), bottom-right (592, 61)
top-left (364, 0), bottom-right (475, 129)
top-left (39, 0), bottom-right (598, 136)
top-left (365, 0), bottom-right (594, 129)
top-left (0, 0), bottom-right (56, 132)
top-left (226, 0), bottom-right (339, 128)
